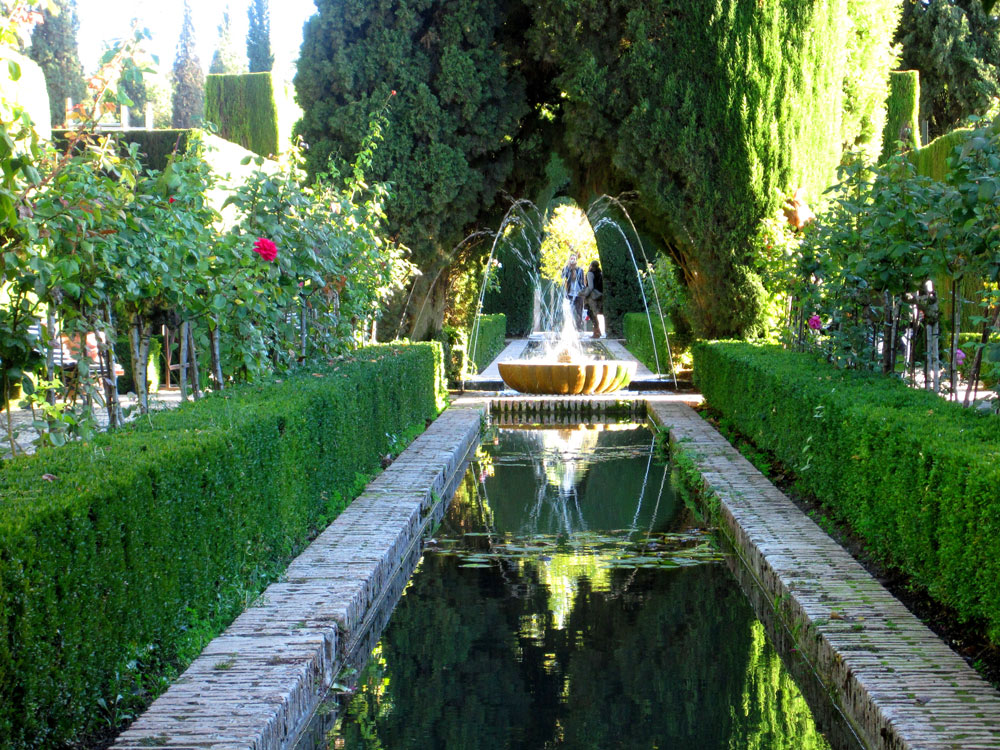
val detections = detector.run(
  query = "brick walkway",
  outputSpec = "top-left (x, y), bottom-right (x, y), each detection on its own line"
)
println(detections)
top-left (649, 401), bottom-right (1000, 750)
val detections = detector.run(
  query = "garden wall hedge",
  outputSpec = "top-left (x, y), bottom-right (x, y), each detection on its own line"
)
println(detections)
top-left (692, 341), bottom-right (1000, 642)
top-left (623, 312), bottom-right (673, 374)
top-left (204, 73), bottom-right (280, 158)
top-left (0, 343), bottom-right (445, 748)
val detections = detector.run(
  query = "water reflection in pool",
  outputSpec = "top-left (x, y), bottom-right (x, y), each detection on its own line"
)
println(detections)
top-left (313, 425), bottom-right (835, 750)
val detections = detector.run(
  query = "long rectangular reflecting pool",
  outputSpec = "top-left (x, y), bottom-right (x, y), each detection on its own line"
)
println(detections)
top-left (297, 422), bottom-right (863, 749)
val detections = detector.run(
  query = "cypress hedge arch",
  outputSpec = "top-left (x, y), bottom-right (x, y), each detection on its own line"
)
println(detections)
top-left (295, 0), bottom-right (902, 339)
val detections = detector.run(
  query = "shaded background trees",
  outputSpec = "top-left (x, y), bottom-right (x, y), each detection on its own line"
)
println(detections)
top-left (295, 0), bottom-right (903, 339)
top-left (28, 0), bottom-right (86, 127)
top-left (897, 0), bottom-right (1000, 140)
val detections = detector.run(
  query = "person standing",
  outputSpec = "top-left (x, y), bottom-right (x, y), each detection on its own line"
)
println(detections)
top-left (582, 260), bottom-right (604, 338)
top-left (561, 252), bottom-right (586, 326)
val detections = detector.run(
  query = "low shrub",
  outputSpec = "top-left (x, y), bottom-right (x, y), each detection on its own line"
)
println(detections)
top-left (693, 342), bottom-right (1000, 642)
top-left (623, 312), bottom-right (674, 374)
top-left (0, 343), bottom-right (444, 747)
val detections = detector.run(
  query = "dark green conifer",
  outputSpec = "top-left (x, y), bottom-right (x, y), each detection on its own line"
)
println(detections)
top-left (27, 0), bottom-right (86, 127)
top-left (246, 0), bottom-right (273, 73)
top-left (171, 0), bottom-right (204, 128)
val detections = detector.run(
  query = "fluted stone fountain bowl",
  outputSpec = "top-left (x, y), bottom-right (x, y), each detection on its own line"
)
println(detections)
top-left (498, 360), bottom-right (637, 395)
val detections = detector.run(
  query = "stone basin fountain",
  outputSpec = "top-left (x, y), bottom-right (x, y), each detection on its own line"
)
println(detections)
top-left (498, 352), bottom-right (637, 395)
top-left (496, 300), bottom-right (637, 395)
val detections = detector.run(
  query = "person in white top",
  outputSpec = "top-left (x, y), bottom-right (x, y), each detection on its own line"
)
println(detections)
top-left (561, 252), bottom-right (586, 327)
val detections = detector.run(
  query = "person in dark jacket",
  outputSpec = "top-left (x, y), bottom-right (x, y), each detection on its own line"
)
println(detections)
top-left (581, 260), bottom-right (604, 338)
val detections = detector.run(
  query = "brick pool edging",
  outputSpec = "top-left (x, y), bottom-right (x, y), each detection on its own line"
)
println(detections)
top-left (111, 403), bottom-right (485, 750)
top-left (648, 400), bottom-right (1000, 750)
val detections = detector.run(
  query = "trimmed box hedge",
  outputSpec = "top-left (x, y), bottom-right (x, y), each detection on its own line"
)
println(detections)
top-left (469, 313), bottom-right (506, 374)
top-left (623, 312), bottom-right (673, 373)
top-left (204, 73), bottom-right (280, 158)
top-left (0, 342), bottom-right (445, 747)
top-left (693, 341), bottom-right (1000, 641)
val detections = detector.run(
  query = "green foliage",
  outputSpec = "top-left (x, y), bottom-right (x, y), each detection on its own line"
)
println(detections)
top-left (204, 73), bottom-right (279, 157)
top-left (880, 70), bottom-right (920, 162)
top-left (246, 0), bottom-right (273, 74)
top-left (0, 343), bottom-right (442, 747)
top-left (693, 341), bottom-right (1000, 642)
top-left (776, 112), bottom-right (1000, 376)
top-left (898, 0), bottom-right (1000, 140)
top-left (294, 0), bottom-right (530, 271)
top-left (27, 0), bottom-right (85, 128)
top-left (623, 312), bottom-right (674, 375)
top-left (171, 0), bottom-right (204, 128)
top-left (210, 6), bottom-right (246, 75)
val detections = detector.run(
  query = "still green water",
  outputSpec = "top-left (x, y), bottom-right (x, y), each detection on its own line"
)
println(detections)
top-left (324, 425), bottom-right (833, 750)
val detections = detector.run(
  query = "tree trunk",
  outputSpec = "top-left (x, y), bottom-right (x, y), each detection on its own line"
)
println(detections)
top-left (100, 305), bottom-right (123, 428)
top-left (179, 320), bottom-right (189, 402)
top-left (129, 315), bottom-right (152, 415)
top-left (187, 323), bottom-right (202, 400)
top-left (950, 278), bottom-right (961, 399)
top-left (881, 291), bottom-right (894, 374)
top-left (4, 371), bottom-right (15, 456)
top-left (210, 318), bottom-right (224, 391)
top-left (964, 305), bottom-right (1000, 407)
top-left (299, 299), bottom-right (308, 361)
top-left (45, 308), bottom-right (56, 406)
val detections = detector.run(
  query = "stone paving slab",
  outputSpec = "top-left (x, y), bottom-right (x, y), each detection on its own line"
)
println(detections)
top-left (648, 401), bottom-right (1000, 750)
top-left (112, 403), bottom-right (484, 750)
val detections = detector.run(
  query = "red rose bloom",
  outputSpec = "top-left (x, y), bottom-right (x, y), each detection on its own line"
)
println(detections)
top-left (252, 237), bottom-right (278, 262)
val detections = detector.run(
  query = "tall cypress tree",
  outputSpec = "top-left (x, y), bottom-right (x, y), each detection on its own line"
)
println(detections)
top-left (171, 0), bottom-right (204, 128)
top-left (27, 0), bottom-right (86, 127)
top-left (246, 0), bottom-right (274, 73)
top-left (211, 6), bottom-right (246, 75)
